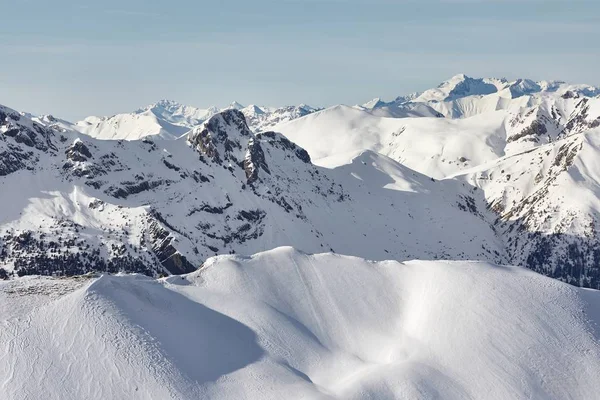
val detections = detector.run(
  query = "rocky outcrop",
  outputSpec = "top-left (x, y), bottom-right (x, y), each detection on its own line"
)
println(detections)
top-left (65, 139), bottom-right (92, 162)
top-left (188, 109), bottom-right (252, 164)
top-left (146, 217), bottom-right (196, 275)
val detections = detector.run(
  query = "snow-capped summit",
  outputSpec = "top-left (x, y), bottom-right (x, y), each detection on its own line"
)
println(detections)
top-left (242, 104), bottom-right (266, 116)
top-left (241, 103), bottom-right (321, 133)
top-left (360, 74), bottom-right (600, 120)
top-left (414, 74), bottom-right (502, 103)
top-left (73, 100), bottom-right (320, 140)
top-left (228, 101), bottom-right (245, 110)
top-left (361, 97), bottom-right (387, 110)
top-left (134, 99), bottom-right (217, 127)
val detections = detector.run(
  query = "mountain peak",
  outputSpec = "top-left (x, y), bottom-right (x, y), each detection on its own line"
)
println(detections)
top-left (447, 73), bottom-right (469, 82)
top-left (188, 109), bottom-right (252, 165)
top-left (361, 98), bottom-right (387, 109)
top-left (229, 101), bottom-right (245, 110)
top-left (136, 99), bottom-right (183, 113)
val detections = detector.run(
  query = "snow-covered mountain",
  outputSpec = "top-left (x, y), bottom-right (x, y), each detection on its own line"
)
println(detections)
top-left (4, 73), bottom-right (600, 289)
top-left (0, 104), bottom-right (502, 278)
top-left (5, 73), bottom-right (600, 288)
top-left (269, 77), bottom-right (600, 287)
top-left (70, 100), bottom-right (320, 141)
top-left (362, 73), bottom-right (600, 119)
top-left (2, 248), bottom-right (600, 399)
top-left (5, 74), bottom-right (600, 399)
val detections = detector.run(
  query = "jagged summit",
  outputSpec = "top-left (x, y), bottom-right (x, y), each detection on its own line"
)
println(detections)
top-left (188, 109), bottom-right (252, 165)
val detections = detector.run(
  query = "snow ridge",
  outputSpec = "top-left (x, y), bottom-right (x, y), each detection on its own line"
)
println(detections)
top-left (1, 248), bottom-right (600, 399)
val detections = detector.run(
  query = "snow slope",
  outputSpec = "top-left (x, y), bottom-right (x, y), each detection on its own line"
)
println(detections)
top-left (2, 248), bottom-right (600, 400)
top-left (77, 110), bottom-right (191, 140)
top-left (276, 93), bottom-right (600, 179)
top-left (452, 128), bottom-right (600, 287)
top-left (274, 105), bottom-right (508, 178)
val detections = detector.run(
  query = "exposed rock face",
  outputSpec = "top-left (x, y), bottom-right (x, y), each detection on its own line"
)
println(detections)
top-left (188, 109), bottom-right (252, 164)
top-left (1, 106), bottom-right (54, 152)
top-left (507, 120), bottom-right (548, 143)
top-left (0, 105), bottom-right (56, 176)
top-left (146, 214), bottom-right (196, 274)
top-left (462, 133), bottom-right (600, 288)
top-left (258, 131), bottom-right (311, 164)
top-left (65, 139), bottom-right (92, 162)
top-left (244, 138), bottom-right (269, 184)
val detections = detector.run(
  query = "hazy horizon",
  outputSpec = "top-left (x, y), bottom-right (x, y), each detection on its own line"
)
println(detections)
top-left (2, 0), bottom-right (599, 120)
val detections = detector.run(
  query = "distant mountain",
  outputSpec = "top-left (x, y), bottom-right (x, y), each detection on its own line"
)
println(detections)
top-left (362, 73), bottom-right (600, 119)
top-left (70, 100), bottom-right (320, 141)
top-left (241, 103), bottom-right (320, 133)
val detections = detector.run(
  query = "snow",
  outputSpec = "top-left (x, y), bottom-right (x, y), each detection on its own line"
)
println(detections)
top-left (4, 73), bottom-right (600, 398)
top-left (2, 248), bottom-right (600, 399)
top-left (274, 105), bottom-right (508, 178)
top-left (72, 101), bottom-right (320, 140)
top-left (76, 109), bottom-right (191, 141)
top-left (1, 106), bottom-right (507, 277)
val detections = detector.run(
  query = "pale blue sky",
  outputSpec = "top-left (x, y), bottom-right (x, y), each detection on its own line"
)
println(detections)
top-left (1, 0), bottom-right (599, 120)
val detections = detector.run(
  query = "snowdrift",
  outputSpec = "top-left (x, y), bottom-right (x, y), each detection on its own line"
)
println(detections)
top-left (2, 247), bottom-right (600, 400)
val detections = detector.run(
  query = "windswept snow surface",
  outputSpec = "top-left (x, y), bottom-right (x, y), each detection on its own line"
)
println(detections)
top-left (1, 247), bottom-right (600, 400)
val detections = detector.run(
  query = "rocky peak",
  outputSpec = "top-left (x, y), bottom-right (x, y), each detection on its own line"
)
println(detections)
top-left (507, 79), bottom-right (542, 98)
top-left (0, 105), bottom-right (54, 152)
top-left (65, 139), bottom-right (93, 162)
top-left (188, 109), bottom-right (253, 165)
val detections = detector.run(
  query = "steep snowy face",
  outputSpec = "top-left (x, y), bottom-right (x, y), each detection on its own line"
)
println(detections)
top-left (0, 105), bottom-right (502, 278)
top-left (274, 105), bottom-right (508, 178)
top-left (454, 130), bottom-right (600, 288)
top-left (505, 78), bottom-right (542, 98)
top-left (2, 249), bottom-right (600, 399)
top-left (76, 109), bottom-right (191, 141)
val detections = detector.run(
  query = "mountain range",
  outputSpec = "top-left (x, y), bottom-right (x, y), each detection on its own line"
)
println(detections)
top-left (3, 73), bottom-right (600, 399)
top-left (3, 74), bottom-right (600, 288)
top-left (60, 99), bottom-right (320, 141)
